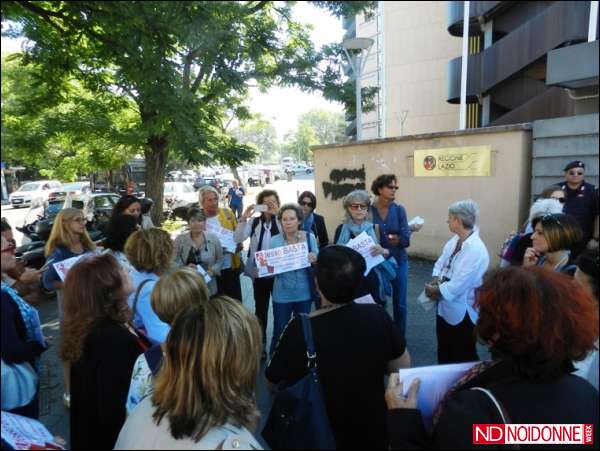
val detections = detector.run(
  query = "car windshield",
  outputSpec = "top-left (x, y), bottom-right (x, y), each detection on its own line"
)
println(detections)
top-left (164, 184), bottom-right (175, 194)
top-left (63, 183), bottom-right (86, 191)
top-left (18, 183), bottom-right (41, 192)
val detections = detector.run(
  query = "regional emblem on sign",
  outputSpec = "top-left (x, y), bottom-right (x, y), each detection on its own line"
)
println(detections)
top-left (423, 156), bottom-right (436, 171)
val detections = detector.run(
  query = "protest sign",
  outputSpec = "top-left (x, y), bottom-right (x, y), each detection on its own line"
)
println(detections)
top-left (399, 361), bottom-right (478, 431)
top-left (206, 222), bottom-right (237, 253)
top-left (255, 242), bottom-right (310, 278)
top-left (52, 253), bottom-right (94, 282)
top-left (1, 411), bottom-right (65, 450)
top-left (345, 231), bottom-right (385, 275)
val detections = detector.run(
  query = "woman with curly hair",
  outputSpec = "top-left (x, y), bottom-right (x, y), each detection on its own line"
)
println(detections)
top-left (61, 253), bottom-right (148, 450)
top-left (386, 267), bottom-right (599, 448)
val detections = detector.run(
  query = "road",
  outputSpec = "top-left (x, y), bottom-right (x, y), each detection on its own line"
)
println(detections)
top-left (3, 175), bottom-right (491, 446)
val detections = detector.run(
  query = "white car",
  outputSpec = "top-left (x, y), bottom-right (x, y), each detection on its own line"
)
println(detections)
top-left (163, 182), bottom-right (198, 210)
top-left (61, 181), bottom-right (91, 195)
top-left (285, 164), bottom-right (314, 175)
top-left (9, 180), bottom-right (62, 208)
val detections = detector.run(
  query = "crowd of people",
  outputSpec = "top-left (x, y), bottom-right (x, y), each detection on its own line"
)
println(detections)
top-left (1, 160), bottom-right (598, 449)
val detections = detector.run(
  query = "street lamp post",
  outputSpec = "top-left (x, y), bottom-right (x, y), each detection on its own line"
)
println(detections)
top-left (342, 37), bottom-right (374, 142)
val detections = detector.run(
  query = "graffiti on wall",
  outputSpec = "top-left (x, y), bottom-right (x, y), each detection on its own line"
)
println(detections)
top-left (322, 165), bottom-right (366, 201)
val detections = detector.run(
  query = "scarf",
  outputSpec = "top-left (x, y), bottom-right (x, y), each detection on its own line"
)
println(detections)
top-left (336, 221), bottom-right (378, 245)
top-left (303, 212), bottom-right (315, 236)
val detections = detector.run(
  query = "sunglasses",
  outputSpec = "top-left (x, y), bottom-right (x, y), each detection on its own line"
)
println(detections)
top-left (551, 197), bottom-right (566, 204)
top-left (1, 244), bottom-right (16, 254)
top-left (542, 214), bottom-right (563, 227)
top-left (386, 185), bottom-right (399, 190)
top-left (299, 201), bottom-right (314, 207)
top-left (568, 171), bottom-right (584, 176)
top-left (349, 204), bottom-right (369, 211)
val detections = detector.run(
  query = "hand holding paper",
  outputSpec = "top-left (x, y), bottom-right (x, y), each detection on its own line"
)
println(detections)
top-left (345, 231), bottom-right (385, 276)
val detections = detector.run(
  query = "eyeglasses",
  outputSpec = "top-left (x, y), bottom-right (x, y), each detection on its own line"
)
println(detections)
top-left (568, 171), bottom-right (584, 176)
top-left (300, 201), bottom-right (313, 207)
top-left (349, 204), bottom-right (369, 211)
top-left (386, 185), bottom-right (399, 190)
top-left (551, 197), bottom-right (566, 204)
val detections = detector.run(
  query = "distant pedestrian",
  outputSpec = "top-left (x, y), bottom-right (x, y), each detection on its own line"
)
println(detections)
top-left (61, 253), bottom-right (149, 450)
top-left (227, 180), bottom-right (245, 220)
top-left (115, 298), bottom-right (263, 450)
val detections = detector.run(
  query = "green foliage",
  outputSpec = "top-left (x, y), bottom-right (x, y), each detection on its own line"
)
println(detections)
top-left (231, 115), bottom-right (280, 163)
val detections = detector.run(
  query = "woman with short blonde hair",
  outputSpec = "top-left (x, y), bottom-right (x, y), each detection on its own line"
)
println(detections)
top-left (124, 228), bottom-right (174, 344)
top-left (125, 268), bottom-right (210, 414)
top-left (116, 297), bottom-right (263, 449)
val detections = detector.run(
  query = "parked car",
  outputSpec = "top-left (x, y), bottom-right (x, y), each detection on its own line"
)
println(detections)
top-left (62, 181), bottom-right (91, 195)
top-left (163, 182), bottom-right (198, 211)
top-left (8, 180), bottom-right (62, 208)
top-left (285, 163), bottom-right (313, 176)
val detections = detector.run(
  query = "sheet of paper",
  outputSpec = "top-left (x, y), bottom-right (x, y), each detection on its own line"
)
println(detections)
top-left (52, 252), bottom-right (93, 282)
top-left (408, 216), bottom-right (425, 227)
top-left (417, 290), bottom-right (437, 311)
top-left (399, 361), bottom-right (479, 431)
top-left (196, 265), bottom-right (212, 284)
top-left (255, 242), bottom-right (310, 278)
top-left (345, 231), bottom-right (385, 276)
top-left (354, 294), bottom-right (376, 305)
top-left (1, 411), bottom-right (65, 450)
top-left (206, 222), bottom-right (237, 253)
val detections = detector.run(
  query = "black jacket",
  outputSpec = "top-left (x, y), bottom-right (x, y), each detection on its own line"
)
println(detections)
top-left (388, 359), bottom-right (599, 449)
top-left (310, 213), bottom-right (329, 249)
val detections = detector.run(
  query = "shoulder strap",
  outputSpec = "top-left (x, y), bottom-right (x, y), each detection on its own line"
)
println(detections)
top-left (132, 279), bottom-right (154, 319)
top-left (298, 314), bottom-right (317, 370)
top-left (247, 217), bottom-right (262, 259)
top-left (470, 387), bottom-right (511, 424)
top-left (144, 344), bottom-right (163, 375)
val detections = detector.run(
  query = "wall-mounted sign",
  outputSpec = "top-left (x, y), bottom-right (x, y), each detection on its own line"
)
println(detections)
top-left (414, 146), bottom-right (492, 177)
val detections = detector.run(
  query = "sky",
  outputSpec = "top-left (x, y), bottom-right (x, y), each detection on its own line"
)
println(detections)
top-left (1, 3), bottom-right (346, 139)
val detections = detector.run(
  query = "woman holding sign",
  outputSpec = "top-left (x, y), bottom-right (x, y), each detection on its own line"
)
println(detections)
top-left (42, 207), bottom-right (96, 408)
top-left (334, 190), bottom-right (394, 306)
top-left (235, 189), bottom-right (281, 357)
top-left (174, 208), bottom-right (223, 296)
top-left (269, 203), bottom-right (318, 357)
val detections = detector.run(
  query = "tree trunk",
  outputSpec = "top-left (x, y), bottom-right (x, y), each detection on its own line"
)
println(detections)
top-left (229, 165), bottom-right (243, 186)
top-left (145, 136), bottom-right (169, 226)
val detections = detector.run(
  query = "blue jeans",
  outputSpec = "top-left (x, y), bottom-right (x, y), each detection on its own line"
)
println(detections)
top-left (390, 258), bottom-right (408, 340)
top-left (270, 300), bottom-right (312, 356)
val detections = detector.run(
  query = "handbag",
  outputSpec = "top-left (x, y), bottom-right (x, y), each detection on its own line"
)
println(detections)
top-left (262, 314), bottom-right (336, 450)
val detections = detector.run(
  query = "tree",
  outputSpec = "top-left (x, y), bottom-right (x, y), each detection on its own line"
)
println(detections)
top-left (298, 109), bottom-right (346, 145)
top-left (232, 115), bottom-right (279, 163)
top-left (2, 1), bottom-right (376, 223)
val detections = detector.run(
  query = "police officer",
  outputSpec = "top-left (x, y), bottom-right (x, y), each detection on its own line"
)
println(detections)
top-left (556, 161), bottom-right (599, 255)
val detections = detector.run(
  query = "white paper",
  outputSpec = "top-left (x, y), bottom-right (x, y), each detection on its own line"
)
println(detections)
top-left (408, 216), bottom-right (425, 227)
top-left (399, 361), bottom-right (478, 431)
top-left (255, 242), bottom-right (310, 278)
top-left (206, 222), bottom-right (237, 253)
top-left (354, 294), bottom-right (376, 305)
top-left (196, 265), bottom-right (212, 284)
top-left (1, 411), bottom-right (64, 450)
top-left (52, 253), bottom-right (93, 282)
top-left (417, 290), bottom-right (437, 311)
top-left (345, 231), bottom-right (385, 276)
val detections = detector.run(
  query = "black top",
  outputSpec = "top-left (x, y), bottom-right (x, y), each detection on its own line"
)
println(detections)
top-left (266, 303), bottom-right (405, 449)
top-left (557, 181), bottom-right (598, 241)
top-left (311, 213), bottom-right (330, 249)
top-left (387, 359), bottom-right (600, 449)
top-left (70, 318), bottom-right (144, 450)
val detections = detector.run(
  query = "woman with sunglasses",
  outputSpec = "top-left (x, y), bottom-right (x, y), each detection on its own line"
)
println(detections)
top-left (42, 208), bottom-right (96, 407)
top-left (1, 235), bottom-right (48, 418)
top-left (523, 213), bottom-right (583, 273)
top-left (298, 191), bottom-right (329, 249)
top-left (334, 190), bottom-right (393, 305)
top-left (370, 174), bottom-right (412, 339)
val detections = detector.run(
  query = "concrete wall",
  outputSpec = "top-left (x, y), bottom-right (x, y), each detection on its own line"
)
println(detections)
top-left (314, 125), bottom-right (532, 265)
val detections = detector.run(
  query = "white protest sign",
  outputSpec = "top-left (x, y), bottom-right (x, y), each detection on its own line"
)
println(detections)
top-left (196, 264), bottom-right (212, 284)
top-left (399, 361), bottom-right (478, 431)
top-left (345, 231), bottom-right (385, 276)
top-left (206, 222), bottom-right (237, 253)
top-left (255, 242), bottom-right (310, 278)
top-left (1, 411), bottom-right (65, 450)
top-left (52, 253), bottom-right (94, 282)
